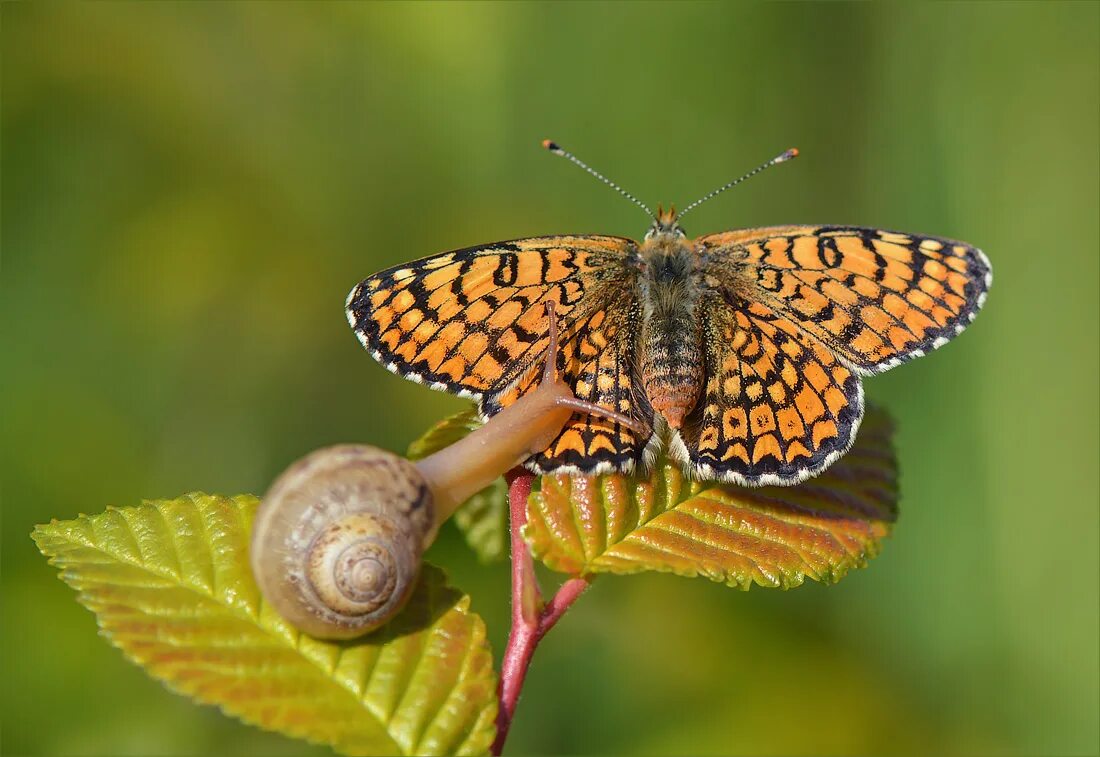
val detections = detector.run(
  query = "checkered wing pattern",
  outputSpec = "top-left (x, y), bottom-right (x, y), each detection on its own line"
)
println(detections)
top-left (671, 224), bottom-right (990, 484)
top-left (696, 226), bottom-right (992, 374)
top-left (347, 235), bottom-right (654, 474)
top-left (675, 298), bottom-right (863, 485)
top-left (483, 291), bottom-right (655, 475)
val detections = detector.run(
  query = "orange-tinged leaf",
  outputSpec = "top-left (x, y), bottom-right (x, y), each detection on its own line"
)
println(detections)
top-left (524, 408), bottom-right (897, 589)
top-left (32, 493), bottom-right (497, 756)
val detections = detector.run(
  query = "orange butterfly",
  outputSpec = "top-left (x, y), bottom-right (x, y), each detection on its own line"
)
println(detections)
top-left (347, 143), bottom-right (991, 486)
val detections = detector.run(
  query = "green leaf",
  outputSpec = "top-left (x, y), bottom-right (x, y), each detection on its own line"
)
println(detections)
top-left (32, 494), bottom-right (497, 756)
top-left (524, 407), bottom-right (898, 589)
top-left (408, 408), bottom-right (507, 563)
top-left (449, 480), bottom-right (508, 563)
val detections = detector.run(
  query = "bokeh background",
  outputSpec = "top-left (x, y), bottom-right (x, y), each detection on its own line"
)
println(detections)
top-left (4, 3), bottom-right (1097, 755)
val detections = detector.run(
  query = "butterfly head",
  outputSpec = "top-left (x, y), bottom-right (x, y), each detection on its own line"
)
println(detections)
top-left (645, 204), bottom-right (686, 241)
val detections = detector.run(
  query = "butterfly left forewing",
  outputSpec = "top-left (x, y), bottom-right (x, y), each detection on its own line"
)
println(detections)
top-left (347, 235), bottom-right (634, 400)
top-left (350, 233), bottom-right (656, 474)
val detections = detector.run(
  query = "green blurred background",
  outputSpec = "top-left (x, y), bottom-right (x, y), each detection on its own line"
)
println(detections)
top-left (4, 3), bottom-right (1097, 755)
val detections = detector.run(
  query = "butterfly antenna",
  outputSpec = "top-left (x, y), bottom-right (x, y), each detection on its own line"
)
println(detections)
top-left (676, 148), bottom-right (799, 222)
top-left (542, 139), bottom-right (654, 219)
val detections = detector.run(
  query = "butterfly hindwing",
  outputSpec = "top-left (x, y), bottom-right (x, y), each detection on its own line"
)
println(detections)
top-left (675, 298), bottom-right (863, 485)
top-left (483, 292), bottom-right (656, 475)
top-left (696, 226), bottom-right (992, 374)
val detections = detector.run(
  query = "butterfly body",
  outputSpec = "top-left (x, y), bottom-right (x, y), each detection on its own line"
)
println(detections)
top-left (349, 212), bottom-right (990, 487)
top-left (636, 225), bottom-right (706, 430)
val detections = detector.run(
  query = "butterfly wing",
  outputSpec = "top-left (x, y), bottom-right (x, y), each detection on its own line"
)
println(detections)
top-left (347, 235), bottom-right (655, 473)
top-left (695, 226), bottom-right (992, 374)
top-left (673, 298), bottom-right (863, 486)
top-left (673, 225), bottom-right (990, 484)
top-left (483, 289), bottom-right (656, 476)
top-left (348, 235), bottom-right (629, 397)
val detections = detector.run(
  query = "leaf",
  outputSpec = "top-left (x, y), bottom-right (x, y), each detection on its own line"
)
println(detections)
top-left (32, 494), bottom-right (497, 756)
top-left (524, 407), bottom-right (898, 589)
top-left (408, 408), bottom-right (507, 563)
top-left (449, 480), bottom-right (508, 563)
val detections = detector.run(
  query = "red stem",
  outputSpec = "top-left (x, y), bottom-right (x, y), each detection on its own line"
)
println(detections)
top-left (491, 471), bottom-right (591, 756)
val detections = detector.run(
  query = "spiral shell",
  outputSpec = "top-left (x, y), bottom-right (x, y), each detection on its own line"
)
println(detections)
top-left (251, 445), bottom-right (435, 639)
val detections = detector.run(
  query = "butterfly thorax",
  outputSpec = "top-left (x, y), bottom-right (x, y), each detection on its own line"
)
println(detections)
top-left (637, 227), bottom-right (704, 430)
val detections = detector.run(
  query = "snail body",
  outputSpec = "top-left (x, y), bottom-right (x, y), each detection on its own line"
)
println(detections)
top-left (251, 302), bottom-right (641, 639)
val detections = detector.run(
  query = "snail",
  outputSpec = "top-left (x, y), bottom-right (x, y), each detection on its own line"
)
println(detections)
top-left (251, 302), bottom-right (641, 639)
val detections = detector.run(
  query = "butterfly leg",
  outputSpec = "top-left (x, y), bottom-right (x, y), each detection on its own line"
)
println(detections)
top-left (539, 300), bottom-right (648, 435)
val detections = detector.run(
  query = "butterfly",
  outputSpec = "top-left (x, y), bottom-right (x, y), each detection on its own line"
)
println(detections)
top-left (347, 143), bottom-right (991, 486)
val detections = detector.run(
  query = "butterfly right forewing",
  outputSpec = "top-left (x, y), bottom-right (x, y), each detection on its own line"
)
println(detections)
top-left (697, 226), bottom-right (992, 375)
top-left (672, 223), bottom-right (989, 484)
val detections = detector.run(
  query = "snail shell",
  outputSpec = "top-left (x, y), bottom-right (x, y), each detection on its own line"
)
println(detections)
top-left (251, 445), bottom-right (435, 640)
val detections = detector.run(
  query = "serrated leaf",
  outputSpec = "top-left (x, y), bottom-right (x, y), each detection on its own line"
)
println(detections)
top-left (32, 494), bottom-right (497, 756)
top-left (408, 408), bottom-right (507, 563)
top-left (524, 407), bottom-right (898, 589)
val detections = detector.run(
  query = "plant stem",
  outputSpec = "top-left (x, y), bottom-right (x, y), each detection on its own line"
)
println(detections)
top-left (492, 470), bottom-right (592, 756)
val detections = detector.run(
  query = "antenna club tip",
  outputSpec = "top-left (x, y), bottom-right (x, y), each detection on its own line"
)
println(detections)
top-left (778, 147), bottom-right (799, 162)
top-left (541, 139), bottom-right (562, 153)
